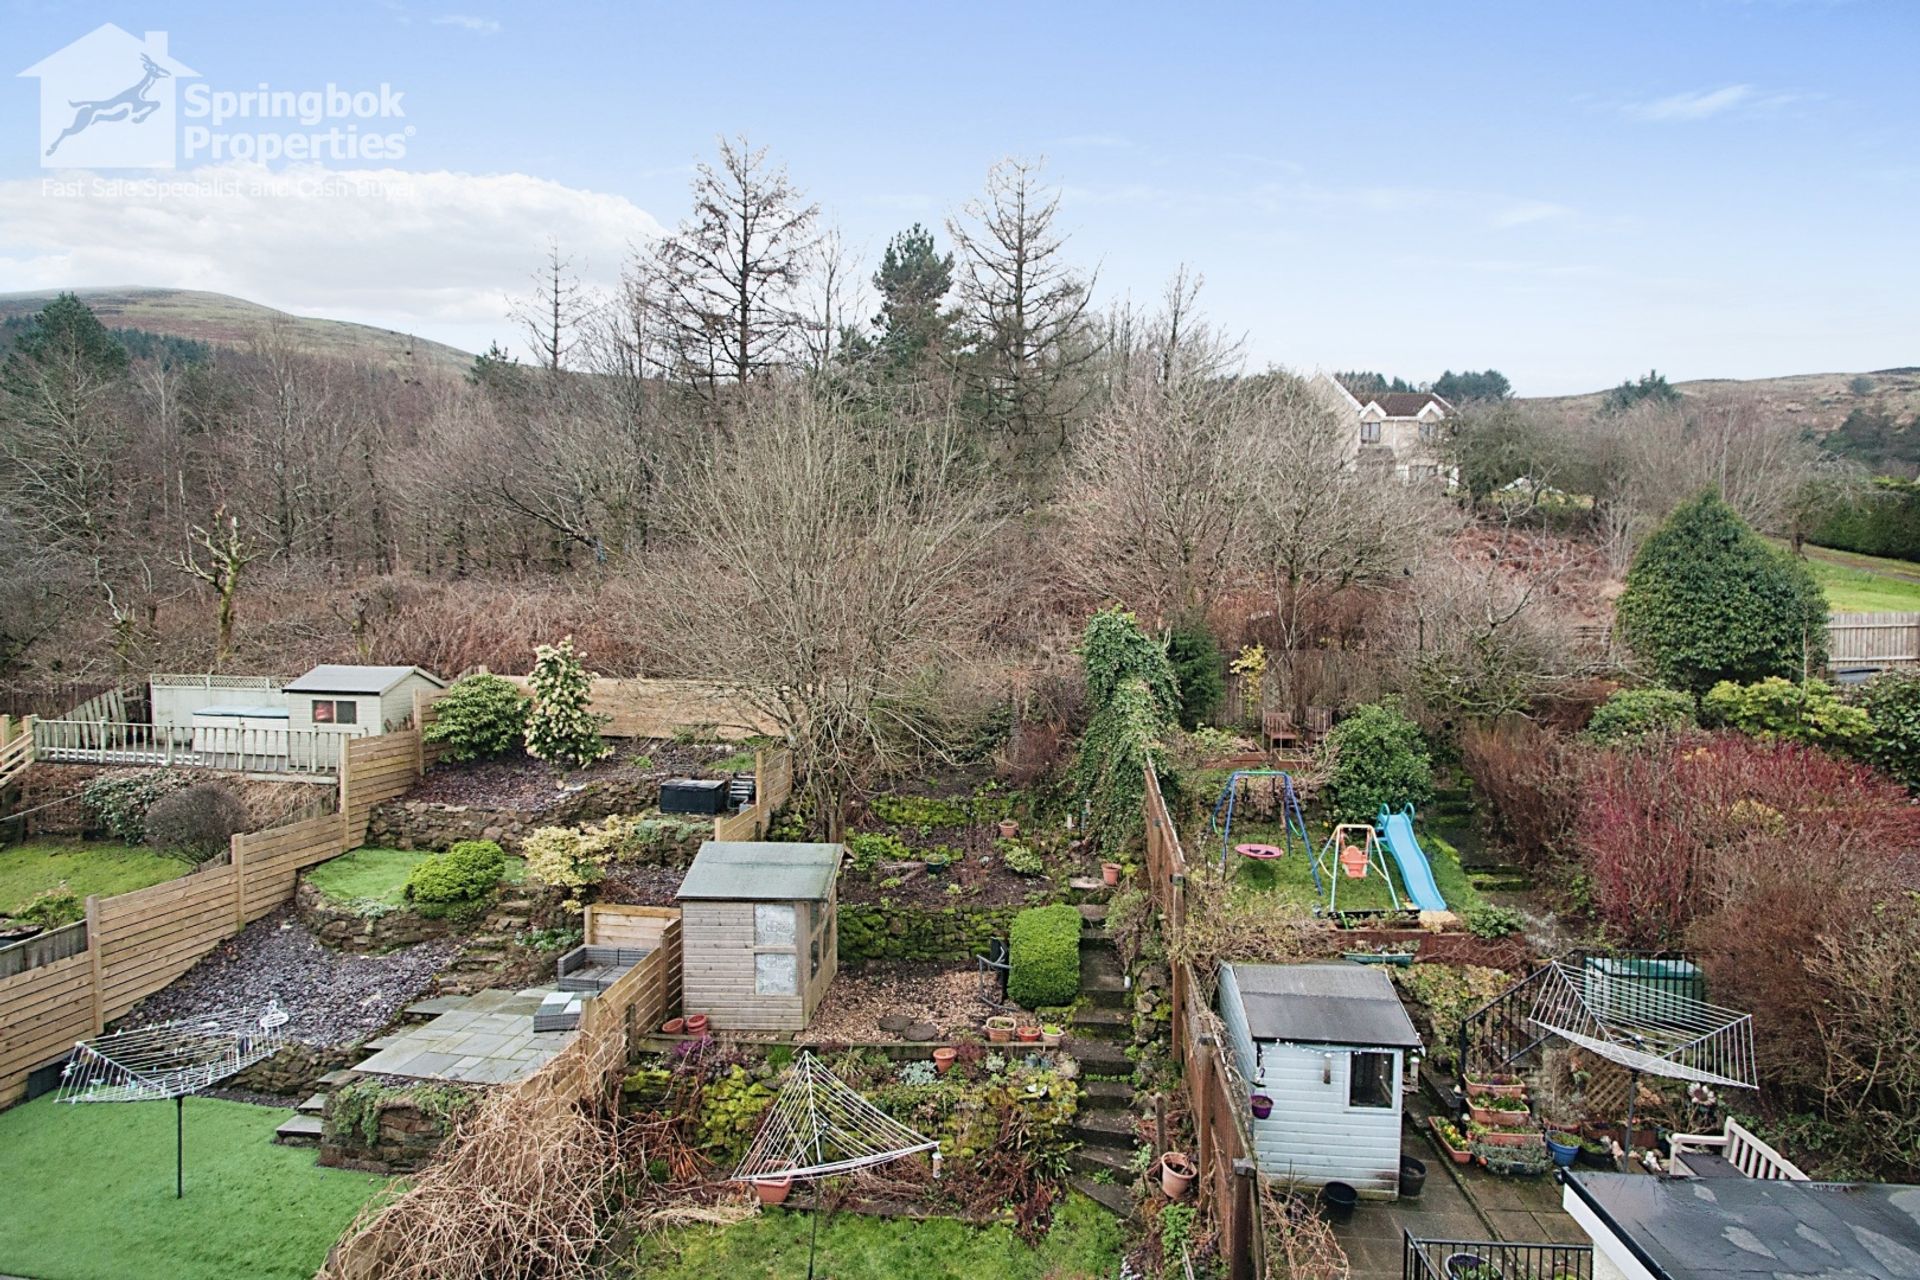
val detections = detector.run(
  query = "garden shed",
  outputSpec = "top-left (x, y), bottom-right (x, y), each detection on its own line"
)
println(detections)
top-left (1217, 961), bottom-right (1421, 1199)
top-left (675, 841), bottom-right (841, 1031)
top-left (283, 665), bottom-right (445, 736)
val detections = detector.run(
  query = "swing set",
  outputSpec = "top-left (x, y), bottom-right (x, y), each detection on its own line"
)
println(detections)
top-left (1314, 823), bottom-right (1403, 915)
top-left (1211, 770), bottom-right (1311, 871)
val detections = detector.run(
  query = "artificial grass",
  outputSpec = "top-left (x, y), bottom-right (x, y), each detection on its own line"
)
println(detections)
top-left (305, 845), bottom-right (526, 911)
top-left (0, 839), bottom-right (184, 917)
top-left (0, 1093), bottom-right (390, 1280)
top-left (620, 1191), bottom-right (1126, 1280)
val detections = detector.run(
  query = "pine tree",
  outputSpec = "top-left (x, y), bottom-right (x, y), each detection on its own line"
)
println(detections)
top-left (871, 223), bottom-right (957, 373)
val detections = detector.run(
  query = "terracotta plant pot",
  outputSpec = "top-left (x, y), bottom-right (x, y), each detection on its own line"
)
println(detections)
top-left (1429, 1116), bottom-right (1472, 1165)
top-left (1102, 862), bottom-right (1123, 886)
top-left (985, 1016), bottom-right (1015, 1044)
top-left (752, 1176), bottom-right (793, 1205)
top-left (1016, 1025), bottom-right (1042, 1043)
top-left (998, 819), bottom-right (1020, 838)
top-left (932, 1046), bottom-right (957, 1074)
top-left (685, 1014), bottom-right (710, 1035)
top-left (660, 1017), bottom-right (686, 1035)
top-left (1465, 1075), bottom-right (1528, 1100)
top-left (1160, 1152), bottom-right (1196, 1200)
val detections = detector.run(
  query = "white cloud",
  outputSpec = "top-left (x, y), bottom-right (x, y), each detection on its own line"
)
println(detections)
top-left (1620, 84), bottom-right (1810, 122)
top-left (431, 14), bottom-right (501, 34)
top-left (0, 164), bottom-right (663, 354)
top-left (1490, 199), bottom-right (1573, 229)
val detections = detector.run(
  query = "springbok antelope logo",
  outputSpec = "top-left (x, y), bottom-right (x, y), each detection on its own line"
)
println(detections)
top-left (46, 53), bottom-right (171, 156)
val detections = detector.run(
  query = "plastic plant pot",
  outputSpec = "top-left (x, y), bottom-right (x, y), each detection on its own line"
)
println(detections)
top-left (998, 819), bottom-right (1020, 839)
top-left (1320, 1181), bottom-right (1358, 1223)
top-left (1250, 1093), bottom-right (1274, 1119)
top-left (1546, 1133), bottom-right (1581, 1168)
top-left (1160, 1152), bottom-right (1196, 1200)
top-left (1399, 1155), bottom-right (1428, 1198)
top-left (752, 1176), bottom-right (793, 1206)
top-left (1040, 1025), bottom-right (1063, 1047)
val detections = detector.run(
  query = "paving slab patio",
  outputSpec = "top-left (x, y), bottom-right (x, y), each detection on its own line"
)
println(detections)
top-left (350, 988), bottom-right (573, 1085)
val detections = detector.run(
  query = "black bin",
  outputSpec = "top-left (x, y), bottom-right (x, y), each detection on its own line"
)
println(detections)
top-left (660, 778), bottom-right (727, 815)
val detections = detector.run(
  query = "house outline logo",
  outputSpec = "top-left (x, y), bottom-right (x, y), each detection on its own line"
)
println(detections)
top-left (19, 25), bottom-right (199, 169)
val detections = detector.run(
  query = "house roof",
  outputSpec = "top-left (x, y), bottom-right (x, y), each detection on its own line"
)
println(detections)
top-left (1227, 962), bottom-right (1421, 1048)
top-left (676, 842), bottom-right (842, 902)
top-left (283, 665), bottom-right (445, 695)
top-left (1566, 1172), bottom-right (1920, 1280)
top-left (1358, 391), bottom-right (1450, 418)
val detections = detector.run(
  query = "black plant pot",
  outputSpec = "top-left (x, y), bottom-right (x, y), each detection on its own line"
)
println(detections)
top-left (1321, 1181), bottom-right (1358, 1223)
top-left (1399, 1155), bottom-right (1428, 1199)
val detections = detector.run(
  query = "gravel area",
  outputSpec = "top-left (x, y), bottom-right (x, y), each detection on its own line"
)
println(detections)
top-left (406, 740), bottom-right (740, 811)
top-left (597, 863), bottom-right (688, 906)
top-left (803, 961), bottom-right (996, 1043)
top-left (123, 905), bottom-right (458, 1047)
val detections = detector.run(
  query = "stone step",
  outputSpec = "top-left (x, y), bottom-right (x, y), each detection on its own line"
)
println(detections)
top-left (1068, 1006), bottom-right (1131, 1041)
top-left (1068, 1144), bottom-right (1135, 1181)
top-left (1076, 903), bottom-right (1109, 926)
top-left (1064, 1035), bottom-right (1131, 1076)
top-left (315, 1068), bottom-right (360, 1090)
top-left (362, 1034), bottom-right (401, 1050)
top-left (1070, 1108), bottom-right (1138, 1151)
top-left (1080, 1079), bottom-right (1137, 1111)
top-left (273, 1114), bottom-right (323, 1147)
top-left (297, 1093), bottom-right (327, 1115)
top-left (1068, 1173), bottom-right (1137, 1219)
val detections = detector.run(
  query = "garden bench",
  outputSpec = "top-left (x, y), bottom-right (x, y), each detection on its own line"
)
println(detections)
top-left (555, 944), bottom-right (650, 993)
top-left (1261, 710), bottom-right (1299, 752)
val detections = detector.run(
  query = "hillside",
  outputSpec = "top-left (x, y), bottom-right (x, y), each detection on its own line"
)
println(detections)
top-left (1526, 367), bottom-right (1920, 435)
top-left (0, 287), bottom-right (476, 375)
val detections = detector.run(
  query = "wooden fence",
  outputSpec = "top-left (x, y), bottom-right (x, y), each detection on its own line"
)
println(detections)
top-left (1827, 611), bottom-right (1920, 667)
top-left (0, 727), bottom-right (434, 1107)
top-left (713, 747), bottom-right (795, 841)
top-left (322, 918), bottom-right (683, 1277)
top-left (468, 673), bottom-right (780, 740)
top-left (1145, 762), bottom-right (1263, 1280)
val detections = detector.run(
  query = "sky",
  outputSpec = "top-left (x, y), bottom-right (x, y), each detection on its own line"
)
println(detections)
top-left (1, 0), bottom-right (1914, 395)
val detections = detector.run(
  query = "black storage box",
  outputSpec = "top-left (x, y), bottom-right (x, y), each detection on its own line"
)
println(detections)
top-left (660, 777), bottom-right (727, 815)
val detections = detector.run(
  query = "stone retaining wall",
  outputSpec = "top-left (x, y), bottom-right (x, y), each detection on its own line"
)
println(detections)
top-left (293, 880), bottom-right (457, 954)
top-left (837, 902), bottom-right (1022, 964)
top-left (230, 1042), bottom-right (358, 1098)
top-left (365, 776), bottom-right (699, 853)
top-left (319, 1081), bottom-right (479, 1174)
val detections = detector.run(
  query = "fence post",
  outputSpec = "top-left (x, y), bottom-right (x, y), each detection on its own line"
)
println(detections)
top-left (85, 893), bottom-right (104, 1035)
top-left (1229, 1157), bottom-right (1257, 1280)
top-left (231, 833), bottom-right (247, 931)
top-left (337, 734), bottom-right (353, 849)
top-left (411, 689), bottom-right (426, 775)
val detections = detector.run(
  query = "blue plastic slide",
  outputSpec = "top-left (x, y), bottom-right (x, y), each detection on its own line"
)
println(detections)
top-left (1375, 804), bottom-right (1448, 912)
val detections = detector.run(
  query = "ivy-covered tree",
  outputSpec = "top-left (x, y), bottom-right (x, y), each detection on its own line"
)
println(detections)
top-left (1073, 608), bottom-right (1178, 848)
top-left (523, 637), bottom-right (612, 769)
top-left (1616, 491), bottom-right (1829, 695)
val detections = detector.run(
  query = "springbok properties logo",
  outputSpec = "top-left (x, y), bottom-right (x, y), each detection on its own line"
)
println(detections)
top-left (20, 24), bottom-right (413, 171)
top-left (19, 25), bottom-right (195, 168)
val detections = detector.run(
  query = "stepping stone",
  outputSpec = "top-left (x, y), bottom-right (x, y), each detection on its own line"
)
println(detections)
top-left (903, 1022), bottom-right (938, 1042)
top-left (297, 1093), bottom-right (327, 1114)
top-left (877, 1012), bottom-right (911, 1034)
top-left (273, 1114), bottom-right (323, 1147)
top-left (1080, 1080), bottom-right (1136, 1111)
top-left (316, 1069), bottom-right (360, 1089)
top-left (1071, 1108), bottom-right (1138, 1150)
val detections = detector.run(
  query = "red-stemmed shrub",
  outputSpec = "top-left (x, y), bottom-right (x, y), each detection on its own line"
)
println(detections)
top-left (1459, 722), bottom-right (1586, 868)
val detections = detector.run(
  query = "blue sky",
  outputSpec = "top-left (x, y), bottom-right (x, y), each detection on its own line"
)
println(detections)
top-left (2, 0), bottom-right (1914, 393)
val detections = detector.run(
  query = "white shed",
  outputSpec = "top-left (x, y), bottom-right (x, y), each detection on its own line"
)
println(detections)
top-left (282, 665), bottom-right (445, 736)
top-left (1218, 962), bottom-right (1421, 1199)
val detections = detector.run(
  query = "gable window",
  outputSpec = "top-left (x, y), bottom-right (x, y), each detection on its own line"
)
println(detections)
top-left (1359, 421), bottom-right (1382, 444)
top-left (1418, 421), bottom-right (1439, 444)
top-left (1348, 1051), bottom-right (1396, 1108)
top-left (311, 699), bottom-right (357, 725)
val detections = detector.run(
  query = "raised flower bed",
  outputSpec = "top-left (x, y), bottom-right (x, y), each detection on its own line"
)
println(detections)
top-left (1428, 1116), bottom-right (1472, 1164)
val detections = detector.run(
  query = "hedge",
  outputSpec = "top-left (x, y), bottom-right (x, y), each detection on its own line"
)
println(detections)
top-left (1008, 904), bottom-right (1081, 1009)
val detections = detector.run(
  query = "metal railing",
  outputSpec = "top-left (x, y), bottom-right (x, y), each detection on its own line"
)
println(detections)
top-left (1404, 1231), bottom-right (1592, 1280)
top-left (31, 719), bottom-right (354, 775)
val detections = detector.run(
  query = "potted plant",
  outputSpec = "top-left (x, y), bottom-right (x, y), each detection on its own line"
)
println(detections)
top-left (1445, 1253), bottom-right (1503, 1280)
top-left (1102, 862), bottom-right (1124, 886)
top-left (932, 1046), bottom-right (957, 1075)
top-left (1468, 1119), bottom-right (1537, 1149)
top-left (1160, 1151), bottom-right (1196, 1200)
top-left (1578, 1134), bottom-right (1618, 1169)
top-left (752, 1175), bottom-right (794, 1205)
top-left (1250, 1092), bottom-right (1274, 1119)
top-left (985, 1014), bottom-right (1016, 1044)
top-left (1016, 1023), bottom-right (1042, 1043)
top-left (923, 851), bottom-right (950, 881)
top-left (1040, 1023), bottom-right (1064, 1047)
top-left (1468, 1092), bottom-right (1531, 1128)
top-left (1545, 1132), bottom-right (1581, 1168)
top-left (998, 818), bottom-right (1020, 839)
top-left (1429, 1116), bottom-right (1472, 1164)
top-left (1464, 1072), bottom-right (1527, 1100)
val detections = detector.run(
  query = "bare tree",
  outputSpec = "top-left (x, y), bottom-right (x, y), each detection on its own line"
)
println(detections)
top-left (640, 385), bottom-right (1001, 836)
top-left (512, 238), bottom-right (594, 373)
top-left (948, 156), bottom-right (1100, 472)
top-left (171, 508), bottom-right (258, 667)
top-left (652, 136), bottom-right (819, 389)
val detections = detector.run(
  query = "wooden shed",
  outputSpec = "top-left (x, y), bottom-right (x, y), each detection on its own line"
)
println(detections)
top-left (675, 841), bottom-right (841, 1031)
top-left (1218, 962), bottom-right (1421, 1199)
top-left (282, 665), bottom-right (445, 736)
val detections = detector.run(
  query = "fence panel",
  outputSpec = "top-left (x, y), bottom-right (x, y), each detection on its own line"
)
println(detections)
top-left (0, 952), bottom-right (95, 1106)
top-left (1827, 611), bottom-right (1920, 666)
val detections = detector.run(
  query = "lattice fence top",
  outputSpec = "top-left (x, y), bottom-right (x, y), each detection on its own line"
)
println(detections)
top-left (1526, 961), bottom-right (1756, 1089)
top-left (60, 1003), bottom-right (289, 1103)
top-left (731, 1051), bottom-right (937, 1183)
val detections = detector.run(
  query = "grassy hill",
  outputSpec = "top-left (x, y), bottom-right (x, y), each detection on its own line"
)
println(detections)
top-left (0, 286), bottom-right (475, 375)
top-left (1525, 367), bottom-right (1920, 436)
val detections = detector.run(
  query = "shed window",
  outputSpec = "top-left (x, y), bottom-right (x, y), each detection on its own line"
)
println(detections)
top-left (1348, 1051), bottom-right (1395, 1109)
top-left (755, 951), bottom-right (798, 995)
top-left (754, 903), bottom-right (796, 947)
top-left (312, 699), bottom-right (357, 725)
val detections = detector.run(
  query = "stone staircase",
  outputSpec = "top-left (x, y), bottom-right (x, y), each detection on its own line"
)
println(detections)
top-left (273, 1066), bottom-right (362, 1148)
top-left (1067, 901), bottom-right (1141, 1218)
top-left (434, 888), bottom-right (541, 995)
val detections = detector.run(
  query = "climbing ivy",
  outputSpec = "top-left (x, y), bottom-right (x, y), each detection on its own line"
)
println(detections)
top-left (1072, 609), bottom-right (1178, 850)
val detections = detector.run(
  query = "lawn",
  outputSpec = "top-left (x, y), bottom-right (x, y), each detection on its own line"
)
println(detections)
top-left (0, 1094), bottom-right (390, 1280)
top-left (619, 1192), bottom-right (1126, 1280)
top-left (0, 839), bottom-right (185, 917)
top-left (1799, 544), bottom-right (1920, 613)
top-left (1206, 814), bottom-right (1485, 918)
top-left (305, 845), bottom-right (528, 910)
